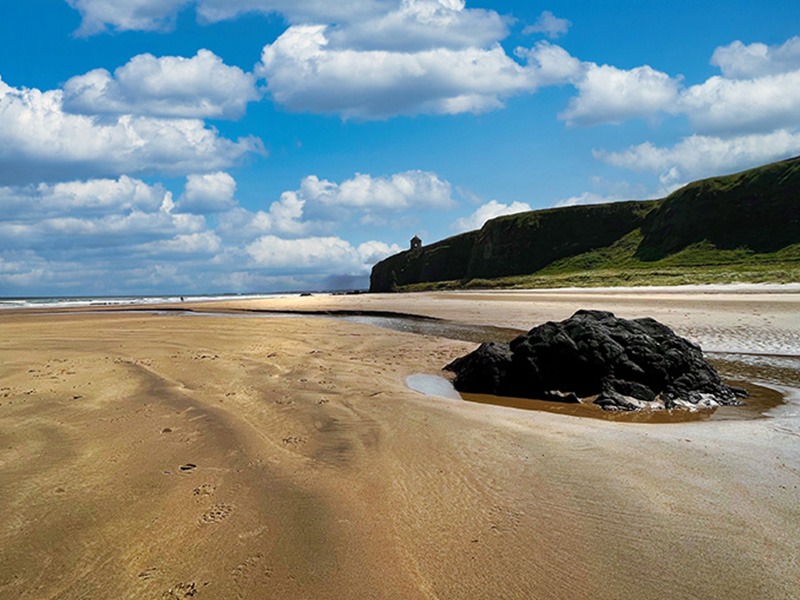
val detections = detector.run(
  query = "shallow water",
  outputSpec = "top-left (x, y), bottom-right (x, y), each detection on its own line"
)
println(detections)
top-left (709, 352), bottom-right (800, 388)
top-left (406, 374), bottom-right (785, 424)
top-left (70, 309), bottom-right (525, 344)
top-left (336, 315), bottom-right (523, 344)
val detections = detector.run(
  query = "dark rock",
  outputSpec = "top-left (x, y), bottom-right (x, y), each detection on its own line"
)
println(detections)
top-left (604, 378), bottom-right (656, 402)
top-left (445, 342), bottom-right (514, 396)
top-left (444, 310), bottom-right (746, 411)
top-left (731, 386), bottom-right (750, 398)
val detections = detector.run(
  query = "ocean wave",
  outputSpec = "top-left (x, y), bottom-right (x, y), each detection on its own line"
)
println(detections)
top-left (0, 293), bottom-right (296, 310)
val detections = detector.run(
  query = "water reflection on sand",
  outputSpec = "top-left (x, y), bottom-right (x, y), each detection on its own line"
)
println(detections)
top-left (406, 373), bottom-right (785, 424)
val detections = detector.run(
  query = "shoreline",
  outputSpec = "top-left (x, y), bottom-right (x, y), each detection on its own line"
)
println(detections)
top-left (2, 280), bottom-right (799, 313)
top-left (1, 290), bottom-right (799, 598)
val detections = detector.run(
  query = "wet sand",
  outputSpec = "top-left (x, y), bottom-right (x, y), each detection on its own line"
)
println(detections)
top-left (1, 288), bottom-right (799, 599)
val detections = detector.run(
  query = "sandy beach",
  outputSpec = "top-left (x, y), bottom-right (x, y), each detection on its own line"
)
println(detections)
top-left (1, 287), bottom-right (799, 599)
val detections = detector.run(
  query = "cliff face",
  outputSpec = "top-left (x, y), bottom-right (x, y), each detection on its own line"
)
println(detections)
top-left (370, 201), bottom-right (653, 291)
top-left (369, 156), bottom-right (800, 292)
top-left (369, 231), bottom-right (480, 292)
top-left (464, 201), bottom-right (655, 280)
top-left (636, 156), bottom-right (800, 259)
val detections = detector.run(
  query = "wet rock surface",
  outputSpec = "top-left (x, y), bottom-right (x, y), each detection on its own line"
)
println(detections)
top-left (445, 310), bottom-right (748, 411)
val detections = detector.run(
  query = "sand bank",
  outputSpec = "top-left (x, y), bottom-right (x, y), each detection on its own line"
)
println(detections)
top-left (1, 289), bottom-right (799, 599)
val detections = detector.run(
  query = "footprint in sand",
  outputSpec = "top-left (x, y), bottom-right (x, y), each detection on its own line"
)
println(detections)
top-left (138, 567), bottom-right (160, 581)
top-left (233, 554), bottom-right (274, 598)
top-left (193, 484), bottom-right (216, 497)
top-left (282, 436), bottom-right (306, 445)
top-left (200, 503), bottom-right (234, 525)
top-left (487, 504), bottom-right (523, 534)
top-left (162, 581), bottom-right (207, 598)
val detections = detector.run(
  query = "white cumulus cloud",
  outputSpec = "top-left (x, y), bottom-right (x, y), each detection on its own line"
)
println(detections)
top-left (63, 50), bottom-right (259, 120)
top-left (256, 24), bottom-right (535, 119)
top-left (0, 169), bottom-right (408, 294)
top-left (0, 203), bottom-right (206, 252)
top-left (66, 0), bottom-right (468, 35)
top-left (0, 175), bottom-right (212, 260)
top-left (141, 231), bottom-right (222, 255)
top-left (556, 34), bottom-right (800, 132)
top-left (518, 41), bottom-right (583, 87)
top-left (219, 170), bottom-right (455, 238)
top-left (356, 240), bottom-right (403, 265)
top-left (302, 170), bottom-right (455, 210)
top-left (195, 0), bottom-right (385, 26)
top-left (179, 172), bottom-right (237, 213)
top-left (595, 130), bottom-right (800, 183)
top-left (582, 34), bottom-right (800, 188)
top-left (325, 0), bottom-right (508, 52)
top-left (560, 63), bottom-right (681, 127)
top-left (67, 0), bottom-right (190, 35)
top-left (523, 10), bottom-right (571, 39)
top-left (0, 76), bottom-right (261, 185)
top-left (711, 36), bottom-right (800, 79)
top-left (679, 70), bottom-right (800, 135)
top-left (0, 176), bottom-right (166, 219)
top-left (246, 235), bottom-right (400, 272)
top-left (452, 199), bottom-right (531, 232)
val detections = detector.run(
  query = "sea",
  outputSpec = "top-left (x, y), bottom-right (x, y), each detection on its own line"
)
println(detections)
top-left (0, 293), bottom-right (304, 310)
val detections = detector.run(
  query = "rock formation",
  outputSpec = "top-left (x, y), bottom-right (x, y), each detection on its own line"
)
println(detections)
top-left (445, 310), bottom-right (748, 411)
top-left (371, 156), bottom-right (800, 292)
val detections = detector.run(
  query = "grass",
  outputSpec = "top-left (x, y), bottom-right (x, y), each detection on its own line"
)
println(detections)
top-left (398, 237), bottom-right (800, 291)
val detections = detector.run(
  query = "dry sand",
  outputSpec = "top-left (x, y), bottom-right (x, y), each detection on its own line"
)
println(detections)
top-left (1, 288), bottom-right (799, 599)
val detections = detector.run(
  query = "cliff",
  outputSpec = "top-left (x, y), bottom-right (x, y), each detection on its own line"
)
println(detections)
top-left (370, 156), bottom-right (800, 292)
top-left (636, 156), bottom-right (800, 259)
top-left (369, 230), bottom-right (481, 293)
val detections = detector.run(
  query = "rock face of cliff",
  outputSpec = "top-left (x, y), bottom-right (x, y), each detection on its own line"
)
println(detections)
top-left (369, 156), bottom-right (800, 292)
top-left (370, 201), bottom-right (654, 291)
top-left (635, 156), bottom-right (800, 260)
top-left (464, 201), bottom-right (655, 280)
top-left (369, 230), bottom-right (482, 293)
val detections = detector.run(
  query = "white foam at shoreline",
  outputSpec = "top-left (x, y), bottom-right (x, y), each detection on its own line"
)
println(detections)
top-left (0, 293), bottom-right (298, 310)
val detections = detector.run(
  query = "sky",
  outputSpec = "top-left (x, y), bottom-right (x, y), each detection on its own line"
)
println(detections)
top-left (1, 1), bottom-right (799, 296)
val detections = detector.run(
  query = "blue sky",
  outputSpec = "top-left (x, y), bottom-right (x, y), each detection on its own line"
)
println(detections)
top-left (1, 1), bottom-right (799, 295)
